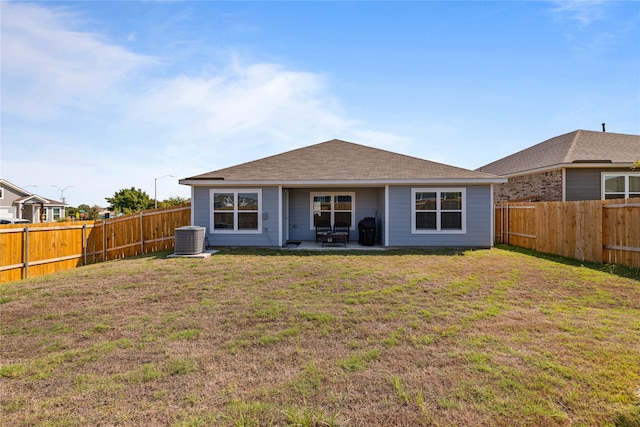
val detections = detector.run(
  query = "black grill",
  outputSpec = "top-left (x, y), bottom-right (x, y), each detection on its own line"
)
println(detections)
top-left (358, 217), bottom-right (376, 246)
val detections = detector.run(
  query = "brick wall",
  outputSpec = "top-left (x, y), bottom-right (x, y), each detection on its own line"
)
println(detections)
top-left (494, 169), bottom-right (563, 202)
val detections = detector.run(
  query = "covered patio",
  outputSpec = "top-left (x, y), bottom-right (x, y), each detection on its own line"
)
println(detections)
top-left (282, 240), bottom-right (386, 251)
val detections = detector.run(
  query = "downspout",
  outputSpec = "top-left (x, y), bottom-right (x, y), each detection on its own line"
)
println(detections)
top-left (490, 185), bottom-right (495, 247)
top-left (190, 186), bottom-right (195, 226)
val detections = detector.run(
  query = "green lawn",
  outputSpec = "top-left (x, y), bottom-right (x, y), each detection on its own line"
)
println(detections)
top-left (1, 246), bottom-right (639, 426)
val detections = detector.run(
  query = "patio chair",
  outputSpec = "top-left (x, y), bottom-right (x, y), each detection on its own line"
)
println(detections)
top-left (315, 219), bottom-right (331, 243)
top-left (333, 222), bottom-right (350, 243)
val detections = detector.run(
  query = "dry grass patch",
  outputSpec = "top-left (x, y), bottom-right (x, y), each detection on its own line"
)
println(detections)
top-left (1, 247), bottom-right (639, 426)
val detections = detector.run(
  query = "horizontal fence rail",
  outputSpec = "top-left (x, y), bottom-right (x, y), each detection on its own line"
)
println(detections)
top-left (0, 205), bottom-right (191, 283)
top-left (495, 198), bottom-right (640, 269)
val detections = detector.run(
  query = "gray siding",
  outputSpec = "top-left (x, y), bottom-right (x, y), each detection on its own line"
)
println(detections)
top-left (387, 185), bottom-right (493, 247)
top-left (191, 184), bottom-right (493, 247)
top-left (0, 185), bottom-right (24, 209)
top-left (192, 186), bottom-right (280, 247)
top-left (565, 168), bottom-right (630, 201)
top-left (287, 187), bottom-right (382, 242)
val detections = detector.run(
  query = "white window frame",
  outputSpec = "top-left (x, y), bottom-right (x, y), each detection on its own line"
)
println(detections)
top-left (309, 192), bottom-right (356, 230)
top-left (53, 207), bottom-right (62, 221)
top-left (601, 172), bottom-right (640, 200)
top-left (210, 189), bottom-right (262, 234)
top-left (411, 188), bottom-right (466, 234)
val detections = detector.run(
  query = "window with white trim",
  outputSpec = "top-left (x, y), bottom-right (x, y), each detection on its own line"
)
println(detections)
top-left (412, 188), bottom-right (466, 233)
top-left (53, 208), bottom-right (61, 221)
top-left (602, 173), bottom-right (640, 199)
top-left (211, 189), bottom-right (262, 233)
top-left (310, 192), bottom-right (355, 229)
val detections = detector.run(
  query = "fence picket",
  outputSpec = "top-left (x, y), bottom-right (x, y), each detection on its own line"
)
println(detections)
top-left (0, 204), bottom-right (191, 283)
top-left (495, 198), bottom-right (639, 268)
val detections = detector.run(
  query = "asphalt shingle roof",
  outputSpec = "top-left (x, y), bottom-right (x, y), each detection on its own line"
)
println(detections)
top-left (186, 139), bottom-right (499, 182)
top-left (477, 130), bottom-right (640, 176)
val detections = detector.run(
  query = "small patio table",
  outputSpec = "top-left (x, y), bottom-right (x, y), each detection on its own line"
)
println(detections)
top-left (321, 232), bottom-right (348, 247)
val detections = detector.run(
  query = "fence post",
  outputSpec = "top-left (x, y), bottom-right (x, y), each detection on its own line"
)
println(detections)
top-left (24, 226), bottom-right (29, 280)
top-left (500, 204), bottom-right (504, 244)
top-left (600, 201), bottom-right (606, 264)
top-left (140, 211), bottom-right (144, 255)
top-left (82, 224), bottom-right (87, 266)
top-left (505, 204), bottom-right (510, 245)
top-left (103, 219), bottom-right (107, 261)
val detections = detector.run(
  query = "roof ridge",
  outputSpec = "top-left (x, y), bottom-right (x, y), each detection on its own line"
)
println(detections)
top-left (563, 129), bottom-right (583, 163)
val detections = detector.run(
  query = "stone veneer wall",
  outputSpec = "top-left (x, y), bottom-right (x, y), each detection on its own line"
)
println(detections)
top-left (494, 169), bottom-right (563, 202)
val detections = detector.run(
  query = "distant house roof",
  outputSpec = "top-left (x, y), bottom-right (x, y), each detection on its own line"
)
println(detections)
top-left (14, 195), bottom-right (64, 206)
top-left (0, 179), bottom-right (66, 206)
top-left (181, 139), bottom-right (503, 185)
top-left (477, 130), bottom-right (640, 176)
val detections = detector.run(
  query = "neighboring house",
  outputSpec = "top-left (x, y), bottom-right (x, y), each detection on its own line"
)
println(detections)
top-left (0, 179), bottom-right (66, 223)
top-left (477, 130), bottom-right (640, 202)
top-left (179, 139), bottom-right (506, 248)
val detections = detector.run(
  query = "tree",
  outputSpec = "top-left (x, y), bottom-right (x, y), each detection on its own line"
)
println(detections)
top-left (105, 187), bottom-right (154, 214)
top-left (158, 195), bottom-right (189, 208)
top-left (67, 204), bottom-right (101, 220)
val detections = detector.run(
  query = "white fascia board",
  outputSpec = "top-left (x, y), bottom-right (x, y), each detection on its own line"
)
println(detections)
top-left (16, 195), bottom-right (51, 204)
top-left (179, 178), bottom-right (507, 186)
top-left (498, 162), bottom-right (635, 178)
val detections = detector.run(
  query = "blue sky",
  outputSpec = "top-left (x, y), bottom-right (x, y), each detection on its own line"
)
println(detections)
top-left (1, 0), bottom-right (639, 207)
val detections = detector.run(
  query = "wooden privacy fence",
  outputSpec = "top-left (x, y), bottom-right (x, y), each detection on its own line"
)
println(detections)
top-left (0, 205), bottom-right (191, 283)
top-left (495, 198), bottom-right (640, 268)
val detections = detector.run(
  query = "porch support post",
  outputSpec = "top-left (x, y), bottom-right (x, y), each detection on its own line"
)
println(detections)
top-left (278, 185), bottom-right (283, 247)
top-left (384, 185), bottom-right (389, 247)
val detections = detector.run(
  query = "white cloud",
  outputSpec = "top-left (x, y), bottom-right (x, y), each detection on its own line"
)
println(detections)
top-left (1, 1), bottom-right (153, 119)
top-left (549, 0), bottom-right (606, 27)
top-left (1, 1), bottom-right (407, 206)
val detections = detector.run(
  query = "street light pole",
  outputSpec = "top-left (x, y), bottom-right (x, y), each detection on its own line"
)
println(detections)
top-left (154, 175), bottom-right (174, 209)
top-left (51, 185), bottom-right (72, 204)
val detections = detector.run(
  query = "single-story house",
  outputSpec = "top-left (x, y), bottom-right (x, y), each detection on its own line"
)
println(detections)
top-left (477, 130), bottom-right (640, 202)
top-left (179, 139), bottom-right (506, 248)
top-left (0, 179), bottom-right (67, 223)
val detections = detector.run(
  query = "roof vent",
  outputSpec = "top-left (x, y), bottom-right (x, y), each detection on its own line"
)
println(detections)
top-left (602, 123), bottom-right (606, 132)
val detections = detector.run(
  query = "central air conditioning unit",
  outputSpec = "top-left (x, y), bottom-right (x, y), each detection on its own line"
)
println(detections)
top-left (174, 226), bottom-right (206, 255)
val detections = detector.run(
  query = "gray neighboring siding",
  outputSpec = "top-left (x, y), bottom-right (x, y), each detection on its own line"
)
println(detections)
top-left (192, 186), bottom-right (280, 247)
top-left (0, 186), bottom-right (23, 208)
top-left (565, 168), bottom-right (630, 201)
top-left (287, 187), bottom-right (383, 242)
top-left (387, 185), bottom-right (493, 247)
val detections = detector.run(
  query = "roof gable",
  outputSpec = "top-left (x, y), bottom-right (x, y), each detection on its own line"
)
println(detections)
top-left (185, 139), bottom-right (499, 182)
top-left (0, 179), bottom-right (33, 197)
top-left (13, 194), bottom-right (65, 206)
top-left (478, 130), bottom-right (640, 176)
